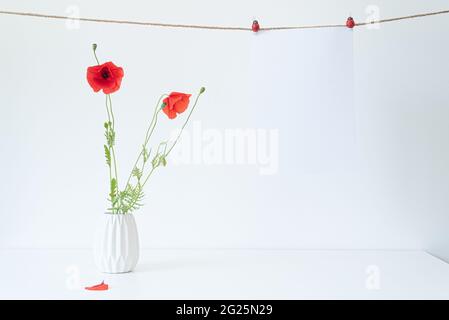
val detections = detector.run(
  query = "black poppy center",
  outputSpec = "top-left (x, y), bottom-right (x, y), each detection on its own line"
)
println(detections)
top-left (101, 68), bottom-right (111, 79)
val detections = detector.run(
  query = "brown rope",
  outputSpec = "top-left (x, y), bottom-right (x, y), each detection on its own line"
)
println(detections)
top-left (0, 9), bottom-right (448, 31)
top-left (356, 9), bottom-right (449, 26)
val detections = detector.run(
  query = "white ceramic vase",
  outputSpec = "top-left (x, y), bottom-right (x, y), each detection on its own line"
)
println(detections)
top-left (93, 213), bottom-right (139, 273)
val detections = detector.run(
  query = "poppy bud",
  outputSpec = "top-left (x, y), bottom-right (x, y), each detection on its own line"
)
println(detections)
top-left (200, 87), bottom-right (206, 94)
top-left (92, 43), bottom-right (97, 51)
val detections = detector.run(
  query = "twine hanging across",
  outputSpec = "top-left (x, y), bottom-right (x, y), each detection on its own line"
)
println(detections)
top-left (0, 9), bottom-right (448, 31)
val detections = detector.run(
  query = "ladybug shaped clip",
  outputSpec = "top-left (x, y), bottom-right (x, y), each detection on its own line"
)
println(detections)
top-left (252, 20), bottom-right (260, 32)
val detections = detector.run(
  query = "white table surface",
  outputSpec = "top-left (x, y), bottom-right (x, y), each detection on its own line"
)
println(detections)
top-left (0, 249), bottom-right (448, 299)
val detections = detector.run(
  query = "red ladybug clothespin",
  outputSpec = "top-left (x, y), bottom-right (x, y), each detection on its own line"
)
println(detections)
top-left (252, 20), bottom-right (260, 32)
top-left (346, 16), bottom-right (355, 28)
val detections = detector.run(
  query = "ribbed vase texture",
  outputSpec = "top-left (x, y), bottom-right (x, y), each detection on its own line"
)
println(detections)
top-left (94, 213), bottom-right (139, 273)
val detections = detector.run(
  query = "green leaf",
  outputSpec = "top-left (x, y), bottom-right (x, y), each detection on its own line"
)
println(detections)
top-left (104, 121), bottom-right (115, 148)
top-left (109, 178), bottom-right (118, 201)
top-left (151, 154), bottom-right (160, 168)
top-left (118, 184), bottom-right (145, 214)
top-left (142, 145), bottom-right (151, 163)
top-left (132, 167), bottom-right (142, 180)
top-left (107, 129), bottom-right (115, 147)
top-left (104, 145), bottom-right (111, 166)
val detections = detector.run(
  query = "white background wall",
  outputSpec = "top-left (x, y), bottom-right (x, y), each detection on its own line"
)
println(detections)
top-left (0, 0), bottom-right (448, 260)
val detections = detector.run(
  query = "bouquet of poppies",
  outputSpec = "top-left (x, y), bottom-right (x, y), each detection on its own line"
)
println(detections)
top-left (86, 44), bottom-right (205, 214)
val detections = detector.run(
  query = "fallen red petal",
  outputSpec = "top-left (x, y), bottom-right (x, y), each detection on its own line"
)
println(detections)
top-left (85, 281), bottom-right (109, 291)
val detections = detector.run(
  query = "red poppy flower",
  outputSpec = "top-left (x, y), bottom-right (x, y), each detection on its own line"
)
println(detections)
top-left (162, 92), bottom-right (191, 119)
top-left (87, 61), bottom-right (124, 94)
